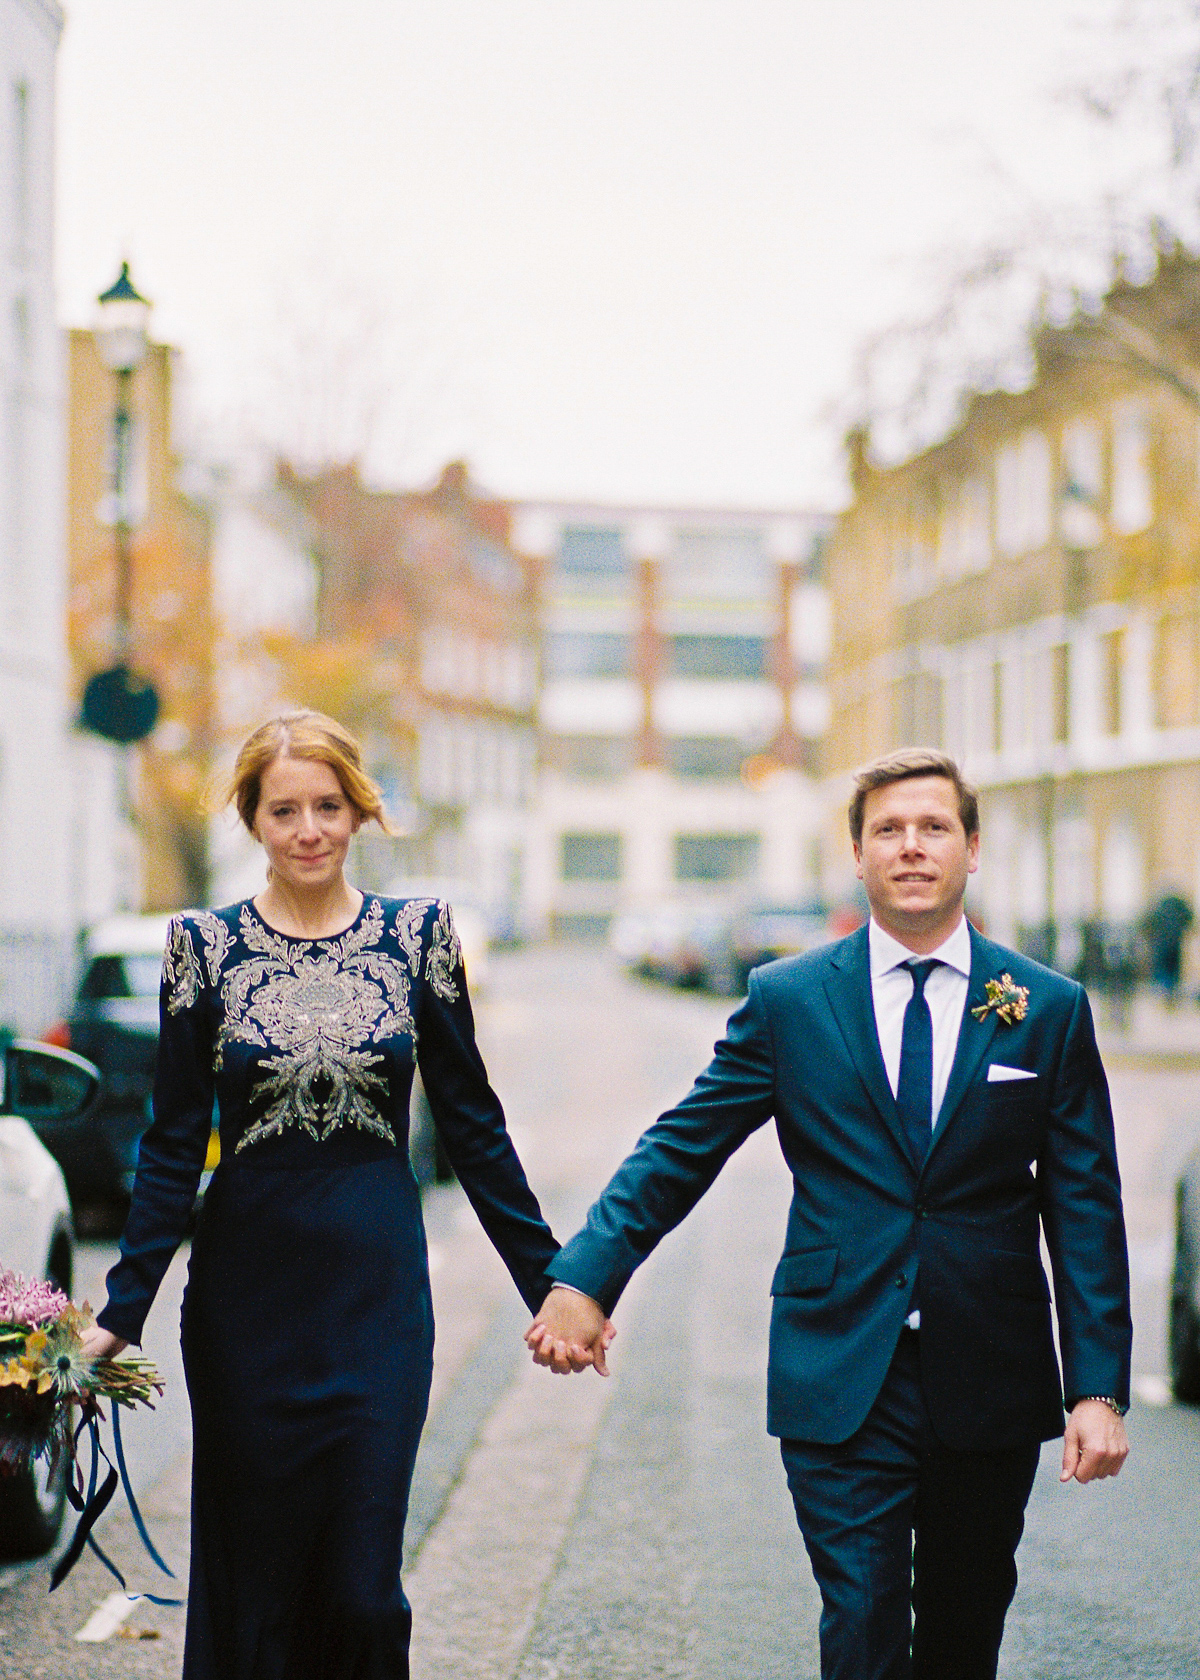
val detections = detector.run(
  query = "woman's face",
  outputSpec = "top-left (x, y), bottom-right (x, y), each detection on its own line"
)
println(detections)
top-left (253, 755), bottom-right (361, 895)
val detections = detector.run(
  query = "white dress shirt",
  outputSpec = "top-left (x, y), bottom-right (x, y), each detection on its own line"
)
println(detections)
top-left (869, 916), bottom-right (971, 1331)
top-left (868, 916), bottom-right (971, 1126)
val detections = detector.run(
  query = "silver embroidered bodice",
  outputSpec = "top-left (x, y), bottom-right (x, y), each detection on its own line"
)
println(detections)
top-left (161, 896), bottom-right (463, 1155)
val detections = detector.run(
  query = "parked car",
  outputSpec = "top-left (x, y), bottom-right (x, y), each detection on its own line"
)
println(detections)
top-left (722, 899), bottom-right (832, 993)
top-left (42, 915), bottom-right (174, 1213)
top-left (0, 1038), bottom-right (96, 1556)
top-left (1170, 1147), bottom-right (1200, 1402)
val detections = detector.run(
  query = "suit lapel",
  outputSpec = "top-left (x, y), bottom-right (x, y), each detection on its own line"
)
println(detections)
top-left (930, 924), bottom-right (1000, 1153)
top-left (823, 926), bottom-right (917, 1171)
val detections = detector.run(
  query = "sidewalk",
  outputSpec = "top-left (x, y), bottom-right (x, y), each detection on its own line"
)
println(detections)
top-left (1090, 985), bottom-right (1200, 1064)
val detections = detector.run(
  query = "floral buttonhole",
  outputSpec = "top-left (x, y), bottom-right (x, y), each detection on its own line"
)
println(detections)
top-left (971, 973), bottom-right (1030, 1027)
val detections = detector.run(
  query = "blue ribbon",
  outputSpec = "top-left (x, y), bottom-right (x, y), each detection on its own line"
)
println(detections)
top-left (49, 1404), bottom-right (183, 1605)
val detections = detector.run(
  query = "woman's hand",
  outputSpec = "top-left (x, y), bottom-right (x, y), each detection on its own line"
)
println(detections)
top-left (80, 1323), bottom-right (129, 1362)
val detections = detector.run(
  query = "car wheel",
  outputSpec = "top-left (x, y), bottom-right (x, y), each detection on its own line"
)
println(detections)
top-left (46, 1228), bottom-right (73, 1299)
top-left (1169, 1208), bottom-right (1200, 1403)
top-left (0, 1446), bottom-right (69, 1559)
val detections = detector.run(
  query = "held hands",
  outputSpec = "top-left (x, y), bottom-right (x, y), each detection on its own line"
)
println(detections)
top-left (525, 1288), bottom-right (616, 1376)
top-left (1060, 1399), bottom-right (1129, 1484)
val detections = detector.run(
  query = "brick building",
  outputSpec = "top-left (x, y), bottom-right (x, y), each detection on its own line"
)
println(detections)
top-left (824, 248), bottom-right (1200, 974)
top-left (232, 462), bottom-right (541, 929)
top-left (67, 327), bottom-right (216, 914)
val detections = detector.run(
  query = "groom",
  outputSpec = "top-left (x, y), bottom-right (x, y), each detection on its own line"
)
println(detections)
top-left (527, 748), bottom-right (1131, 1680)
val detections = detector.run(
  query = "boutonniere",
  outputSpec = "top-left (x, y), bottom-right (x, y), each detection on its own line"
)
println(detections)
top-left (971, 973), bottom-right (1029, 1026)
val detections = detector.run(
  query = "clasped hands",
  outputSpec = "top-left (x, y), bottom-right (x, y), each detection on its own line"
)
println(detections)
top-left (525, 1288), bottom-right (616, 1376)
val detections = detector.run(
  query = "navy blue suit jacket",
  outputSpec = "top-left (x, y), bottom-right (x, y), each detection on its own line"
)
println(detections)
top-left (549, 925), bottom-right (1132, 1450)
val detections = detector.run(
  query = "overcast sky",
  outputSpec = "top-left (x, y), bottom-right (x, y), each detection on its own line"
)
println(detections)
top-left (56, 0), bottom-right (1138, 508)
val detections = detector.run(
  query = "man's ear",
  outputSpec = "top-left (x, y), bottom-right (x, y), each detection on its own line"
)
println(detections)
top-left (966, 830), bottom-right (980, 875)
top-left (853, 843), bottom-right (864, 881)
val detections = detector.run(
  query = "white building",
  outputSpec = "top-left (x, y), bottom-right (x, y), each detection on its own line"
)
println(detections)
top-left (510, 500), bottom-right (833, 937)
top-left (0, 1), bottom-right (74, 1032)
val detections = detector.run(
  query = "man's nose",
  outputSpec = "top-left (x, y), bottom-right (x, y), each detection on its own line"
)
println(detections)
top-left (898, 826), bottom-right (924, 853)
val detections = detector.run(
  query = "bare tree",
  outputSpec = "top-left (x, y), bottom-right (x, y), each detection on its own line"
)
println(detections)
top-left (222, 250), bottom-right (486, 487)
top-left (845, 0), bottom-right (1200, 461)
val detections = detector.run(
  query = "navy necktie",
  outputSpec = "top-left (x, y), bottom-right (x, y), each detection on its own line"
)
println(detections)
top-left (896, 959), bottom-right (941, 1167)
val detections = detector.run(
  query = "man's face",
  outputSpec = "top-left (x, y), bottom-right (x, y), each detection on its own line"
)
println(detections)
top-left (853, 775), bottom-right (979, 944)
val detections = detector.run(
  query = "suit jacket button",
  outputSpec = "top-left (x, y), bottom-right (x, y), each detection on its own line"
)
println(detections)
top-left (895, 1273), bottom-right (907, 1288)
top-left (916, 1206), bottom-right (927, 1219)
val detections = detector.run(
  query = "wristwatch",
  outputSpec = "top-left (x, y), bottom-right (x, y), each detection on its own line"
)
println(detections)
top-left (1074, 1394), bottom-right (1129, 1417)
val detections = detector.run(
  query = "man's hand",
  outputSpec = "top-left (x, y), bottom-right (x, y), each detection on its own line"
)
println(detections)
top-left (525, 1288), bottom-right (615, 1376)
top-left (1060, 1399), bottom-right (1129, 1484)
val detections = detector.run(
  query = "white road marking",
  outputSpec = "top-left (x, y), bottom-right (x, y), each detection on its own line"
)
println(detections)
top-left (75, 1592), bottom-right (138, 1642)
top-left (1133, 1373), bottom-right (1173, 1407)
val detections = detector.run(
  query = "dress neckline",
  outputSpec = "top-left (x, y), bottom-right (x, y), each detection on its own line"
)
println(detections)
top-left (244, 893), bottom-right (372, 943)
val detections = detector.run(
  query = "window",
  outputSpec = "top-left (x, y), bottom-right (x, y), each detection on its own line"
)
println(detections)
top-left (544, 631), bottom-right (632, 679)
top-left (663, 528), bottom-right (770, 605)
top-left (673, 833), bottom-right (760, 882)
top-left (938, 477), bottom-right (991, 576)
top-left (1156, 614), bottom-right (1198, 729)
top-left (665, 634), bottom-right (766, 679)
top-left (995, 429), bottom-right (1051, 557)
top-left (1060, 419), bottom-right (1103, 548)
top-left (551, 736), bottom-right (634, 779)
top-left (559, 527), bottom-right (627, 577)
top-left (665, 738), bottom-right (747, 778)
top-left (560, 832), bottom-right (622, 881)
top-left (1111, 402), bottom-right (1152, 534)
top-left (470, 537), bottom-right (521, 594)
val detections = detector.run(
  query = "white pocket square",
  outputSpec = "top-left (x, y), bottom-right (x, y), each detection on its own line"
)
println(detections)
top-left (987, 1064), bottom-right (1037, 1082)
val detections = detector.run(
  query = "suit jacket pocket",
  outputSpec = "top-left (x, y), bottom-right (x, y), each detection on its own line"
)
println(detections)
top-left (771, 1245), bottom-right (838, 1297)
top-left (988, 1248), bottom-right (1050, 1302)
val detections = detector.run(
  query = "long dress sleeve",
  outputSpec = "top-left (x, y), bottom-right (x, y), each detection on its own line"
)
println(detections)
top-left (97, 915), bottom-right (216, 1344)
top-left (415, 902), bottom-right (559, 1313)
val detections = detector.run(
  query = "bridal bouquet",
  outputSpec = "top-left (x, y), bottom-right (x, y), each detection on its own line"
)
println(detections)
top-left (0, 1268), bottom-right (162, 1475)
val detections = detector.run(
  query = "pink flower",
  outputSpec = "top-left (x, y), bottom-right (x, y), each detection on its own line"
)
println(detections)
top-left (0, 1268), bottom-right (70, 1327)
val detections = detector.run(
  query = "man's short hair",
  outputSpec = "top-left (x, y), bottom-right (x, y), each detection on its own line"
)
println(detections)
top-left (848, 748), bottom-right (980, 845)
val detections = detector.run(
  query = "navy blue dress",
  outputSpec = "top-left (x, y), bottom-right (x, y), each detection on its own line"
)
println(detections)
top-left (97, 896), bottom-right (559, 1680)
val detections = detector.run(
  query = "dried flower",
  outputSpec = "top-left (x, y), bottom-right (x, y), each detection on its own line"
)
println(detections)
top-left (22, 1306), bottom-right (95, 1399)
top-left (971, 973), bottom-right (1030, 1027)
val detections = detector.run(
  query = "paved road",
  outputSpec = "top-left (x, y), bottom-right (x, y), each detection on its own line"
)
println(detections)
top-left (3, 947), bottom-right (1198, 1677)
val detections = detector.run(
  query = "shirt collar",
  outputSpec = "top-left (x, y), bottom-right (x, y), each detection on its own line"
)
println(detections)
top-left (868, 915), bottom-right (972, 981)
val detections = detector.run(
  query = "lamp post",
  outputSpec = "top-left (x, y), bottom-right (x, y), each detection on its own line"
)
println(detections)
top-left (81, 262), bottom-right (159, 746)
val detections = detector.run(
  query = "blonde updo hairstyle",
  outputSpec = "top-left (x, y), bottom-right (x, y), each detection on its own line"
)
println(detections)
top-left (228, 712), bottom-right (399, 839)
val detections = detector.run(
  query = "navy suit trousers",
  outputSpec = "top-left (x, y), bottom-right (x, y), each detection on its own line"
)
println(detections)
top-left (780, 1330), bottom-right (1040, 1680)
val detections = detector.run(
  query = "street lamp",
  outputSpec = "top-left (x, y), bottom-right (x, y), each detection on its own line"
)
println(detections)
top-left (95, 261), bottom-right (150, 657)
top-left (81, 261), bottom-right (159, 746)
